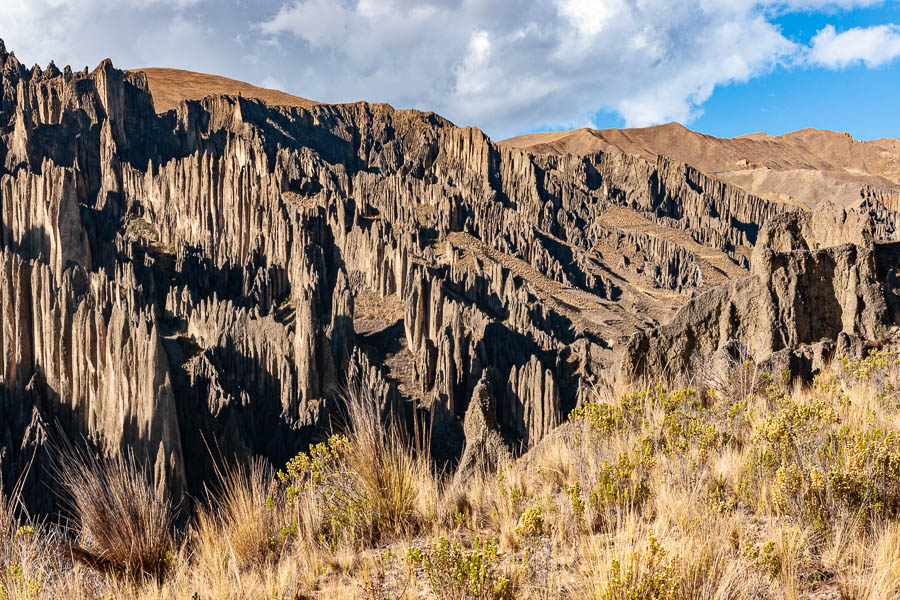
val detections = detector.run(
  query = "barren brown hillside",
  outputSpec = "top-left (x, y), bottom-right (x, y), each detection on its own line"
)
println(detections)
top-left (132, 67), bottom-right (317, 113)
top-left (502, 122), bottom-right (900, 208)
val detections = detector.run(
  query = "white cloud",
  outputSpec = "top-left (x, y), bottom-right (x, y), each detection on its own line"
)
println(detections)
top-left (807, 23), bottom-right (900, 69)
top-left (0, 0), bottom-right (898, 138)
top-left (253, 0), bottom-right (802, 134)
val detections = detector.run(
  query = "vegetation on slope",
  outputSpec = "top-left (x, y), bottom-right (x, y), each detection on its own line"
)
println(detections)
top-left (2, 345), bottom-right (900, 599)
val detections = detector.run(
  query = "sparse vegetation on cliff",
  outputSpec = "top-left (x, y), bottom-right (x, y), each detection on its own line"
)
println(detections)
top-left (1, 346), bottom-right (900, 598)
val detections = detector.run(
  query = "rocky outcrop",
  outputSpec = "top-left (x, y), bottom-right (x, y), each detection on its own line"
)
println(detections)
top-left (620, 204), bottom-right (891, 381)
top-left (504, 356), bottom-right (560, 449)
top-left (453, 374), bottom-right (512, 485)
top-left (0, 249), bottom-right (184, 509)
top-left (756, 201), bottom-right (875, 252)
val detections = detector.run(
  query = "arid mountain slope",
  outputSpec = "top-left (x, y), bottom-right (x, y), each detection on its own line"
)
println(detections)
top-left (134, 67), bottom-right (318, 113)
top-left (502, 123), bottom-right (900, 211)
top-left (1, 43), bottom-right (898, 511)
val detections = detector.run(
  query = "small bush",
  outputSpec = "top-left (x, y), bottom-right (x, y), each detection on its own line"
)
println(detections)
top-left (569, 388), bottom-right (649, 435)
top-left (660, 388), bottom-right (721, 460)
top-left (271, 386), bottom-right (436, 550)
top-left (740, 393), bottom-right (900, 527)
top-left (275, 433), bottom-right (377, 548)
top-left (588, 451), bottom-right (653, 519)
top-left (840, 348), bottom-right (900, 405)
top-left (0, 563), bottom-right (43, 600)
top-left (406, 536), bottom-right (512, 600)
top-left (515, 505), bottom-right (544, 539)
top-left (597, 533), bottom-right (679, 600)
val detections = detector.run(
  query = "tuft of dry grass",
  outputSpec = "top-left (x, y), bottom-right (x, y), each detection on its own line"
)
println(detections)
top-left (341, 385), bottom-right (438, 543)
top-left (53, 445), bottom-right (175, 578)
top-left (0, 481), bottom-right (14, 543)
top-left (193, 457), bottom-right (277, 570)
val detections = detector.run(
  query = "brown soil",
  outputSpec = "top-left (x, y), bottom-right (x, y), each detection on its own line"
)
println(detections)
top-left (131, 67), bottom-right (318, 113)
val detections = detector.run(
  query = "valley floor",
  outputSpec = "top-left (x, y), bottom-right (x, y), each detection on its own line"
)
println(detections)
top-left (3, 342), bottom-right (900, 599)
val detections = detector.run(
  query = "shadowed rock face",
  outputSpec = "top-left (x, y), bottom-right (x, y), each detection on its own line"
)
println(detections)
top-left (1, 43), bottom-right (898, 508)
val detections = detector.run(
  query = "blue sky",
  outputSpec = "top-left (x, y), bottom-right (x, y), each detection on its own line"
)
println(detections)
top-left (587, 2), bottom-right (900, 140)
top-left (3, 0), bottom-right (900, 140)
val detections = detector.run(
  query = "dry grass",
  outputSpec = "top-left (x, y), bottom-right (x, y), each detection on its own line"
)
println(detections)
top-left (193, 457), bottom-right (276, 570)
top-left (341, 385), bottom-right (438, 543)
top-left (3, 347), bottom-right (900, 598)
top-left (53, 446), bottom-right (175, 578)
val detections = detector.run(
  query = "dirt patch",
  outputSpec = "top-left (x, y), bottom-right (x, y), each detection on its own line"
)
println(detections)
top-left (133, 67), bottom-right (318, 113)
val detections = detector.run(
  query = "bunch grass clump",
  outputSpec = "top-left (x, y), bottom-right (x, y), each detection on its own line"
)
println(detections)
top-left (54, 446), bottom-right (174, 579)
top-left (268, 386), bottom-right (438, 552)
top-left (194, 457), bottom-right (278, 569)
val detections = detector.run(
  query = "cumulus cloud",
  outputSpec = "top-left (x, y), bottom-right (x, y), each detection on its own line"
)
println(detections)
top-left (252, 0), bottom-right (803, 134)
top-left (0, 0), bottom-right (898, 138)
top-left (807, 23), bottom-right (900, 68)
top-left (1, 0), bottom-right (265, 78)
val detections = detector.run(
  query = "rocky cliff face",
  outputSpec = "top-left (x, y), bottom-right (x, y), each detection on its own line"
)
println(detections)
top-left (620, 203), bottom-right (899, 382)
top-left (1, 43), bottom-right (898, 507)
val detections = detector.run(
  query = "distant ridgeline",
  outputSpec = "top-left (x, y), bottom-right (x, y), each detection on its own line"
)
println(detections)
top-left (0, 39), bottom-right (898, 510)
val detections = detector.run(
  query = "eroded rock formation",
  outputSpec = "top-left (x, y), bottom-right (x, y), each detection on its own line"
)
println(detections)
top-left (1, 42), bottom-right (898, 508)
top-left (620, 203), bottom-right (898, 382)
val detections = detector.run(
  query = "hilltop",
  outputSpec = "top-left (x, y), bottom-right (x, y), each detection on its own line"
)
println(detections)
top-left (133, 67), bottom-right (318, 113)
top-left (502, 122), bottom-right (900, 209)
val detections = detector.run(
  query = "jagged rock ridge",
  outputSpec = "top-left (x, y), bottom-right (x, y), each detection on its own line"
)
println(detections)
top-left (621, 203), bottom-right (900, 382)
top-left (1, 43), bottom-right (898, 506)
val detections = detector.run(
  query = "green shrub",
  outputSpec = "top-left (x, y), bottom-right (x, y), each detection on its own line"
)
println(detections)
top-left (840, 348), bottom-right (900, 405)
top-left (569, 386), bottom-right (658, 435)
top-left (660, 388), bottom-right (721, 460)
top-left (598, 533), bottom-right (678, 600)
top-left (742, 540), bottom-right (781, 578)
top-left (406, 536), bottom-right (512, 600)
top-left (740, 394), bottom-right (900, 526)
top-left (273, 387), bottom-right (433, 550)
top-left (515, 505), bottom-right (544, 539)
top-left (589, 451), bottom-right (652, 515)
top-left (0, 564), bottom-right (43, 600)
top-left (275, 434), bottom-right (378, 548)
top-left (565, 481), bottom-right (586, 527)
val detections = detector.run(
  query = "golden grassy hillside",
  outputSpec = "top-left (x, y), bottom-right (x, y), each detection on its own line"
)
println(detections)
top-left (134, 68), bottom-right (318, 113)
top-left (3, 342), bottom-right (900, 599)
